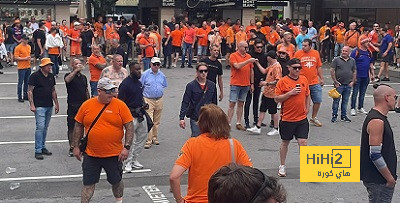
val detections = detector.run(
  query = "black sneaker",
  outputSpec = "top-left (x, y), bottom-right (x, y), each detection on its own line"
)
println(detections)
top-left (180, 64), bottom-right (185, 68)
top-left (35, 153), bottom-right (44, 160)
top-left (225, 65), bottom-right (230, 69)
top-left (68, 148), bottom-right (74, 157)
top-left (341, 116), bottom-right (351, 122)
top-left (18, 99), bottom-right (24, 103)
top-left (381, 77), bottom-right (390, 81)
top-left (245, 122), bottom-right (251, 129)
top-left (42, 148), bottom-right (52, 156)
top-left (188, 65), bottom-right (193, 68)
top-left (331, 116), bottom-right (337, 123)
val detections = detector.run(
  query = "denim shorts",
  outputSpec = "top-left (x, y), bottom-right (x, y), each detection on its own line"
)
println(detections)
top-left (309, 84), bottom-right (322, 103)
top-left (229, 85), bottom-right (250, 102)
top-left (5, 43), bottom-right (17, 53)
top-left (197, 45), bottom-right (207, 56)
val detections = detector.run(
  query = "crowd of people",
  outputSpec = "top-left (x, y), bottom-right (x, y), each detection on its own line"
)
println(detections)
top-left (1, 13), bottom-right (400, 202)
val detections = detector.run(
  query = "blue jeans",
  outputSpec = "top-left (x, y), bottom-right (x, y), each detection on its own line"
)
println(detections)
top-left (90, 81), bottom-right (98, 97)
top-left (334, 43), bottom-right (344, 57)
top-left (332, 84), bottom-right (351, 117)
top-left (143, 57), bottom-right (151, 71)
top-left (190, 118), bottom-right (200, 137)
top-left (181, 42), bottom-right (193, 66)
top-left (351, 77), bottom-right (369, 109)
top-left (17, 68), bottom-right (31, 100)
top-left (34, 107), bottom-right (53, 153)
top-left (49, 54), bottom-right (59, 76)
top-left (363, 182), bottom-right (395, 203)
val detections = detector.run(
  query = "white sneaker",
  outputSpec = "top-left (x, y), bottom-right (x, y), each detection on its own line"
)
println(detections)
top-left (124, 162), bottom-right (132, 173)
top-left (278, 165), bottom-right (286, 177)
top-left (358, 108), bottom-right (368, 114)
top-left (13, 62), bottom-right (17, 66)
top-left (172, 63), bottom-right (176, 68)
top-left (32, 66), bottom-right (37, 71)
top-left (59, 66), bottom-right (62, 71)
top-left (350, 109), bottom-right (356, 116)
top-left (132, 160), bottom-right (144, 169)
top-left (246, 126), bottom-right (261, 134)
top-left (267, 128), bottom-right (279, 136)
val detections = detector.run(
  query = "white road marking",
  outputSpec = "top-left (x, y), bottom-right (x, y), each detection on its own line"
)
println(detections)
top-left (324, 82), bottom-right (400, 87)
top-left (0, 96), bottom-right (67, 100)
top-left (142, 185), bottom-right (170, 203)
top-left (0, 140), bottom-right (69, 145)
top-left (0, 82), bottom-right (65, 85)
top-left (0, 71), bottom-right (69, 75)
top-left (0, 115), bottom-right (67, 119)
top-left (0, 169), bottom-right (152, 182)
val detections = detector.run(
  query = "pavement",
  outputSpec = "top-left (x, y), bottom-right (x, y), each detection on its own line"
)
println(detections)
top-left (0, 61), bottom-right (400, 203)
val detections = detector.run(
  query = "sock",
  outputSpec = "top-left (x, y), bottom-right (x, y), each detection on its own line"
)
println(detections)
top-left (274, 127), bottom-right (278, 130)
top-left (256, 125), bottom-right (261, 129)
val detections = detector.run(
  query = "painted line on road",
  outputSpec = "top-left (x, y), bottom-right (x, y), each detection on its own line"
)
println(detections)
top-left (0, 169), bottom-right (152, 182)
top-left (0, 82), bottom-right (65, 85)
top-left (0, 115), bottom-right (67, 119)
top-left (0, 139), bottom-right (69, 145)
top-left (0, 71), bottom-right (69, 75)
top-left (142, 185), bottom-right (170, 202)
top-left (324, 82), bottom-right (400, 88)
top-left (0, 96), bottom-right (67, 100)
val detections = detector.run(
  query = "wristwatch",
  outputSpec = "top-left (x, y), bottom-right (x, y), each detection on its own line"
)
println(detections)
top-left (124, 145), bottom-right (131, 150)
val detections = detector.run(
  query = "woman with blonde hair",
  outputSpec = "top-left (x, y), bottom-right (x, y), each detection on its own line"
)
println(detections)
top-left (170, 104), bottom-right (252, 203)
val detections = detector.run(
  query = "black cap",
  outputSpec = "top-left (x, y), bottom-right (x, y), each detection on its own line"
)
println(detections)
top-left (21, 34), bottom-right (29, 40)
top-left (286, 58), bottom-right (301, 66)
top-left (266, 50), bottom-right (277, 59)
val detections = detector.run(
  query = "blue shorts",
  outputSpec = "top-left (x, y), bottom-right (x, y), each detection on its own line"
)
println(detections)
top-left (5, 43), bottom-right (17, 53)
top-left (309, 84), bottom-right (322, 103)
top-left (229, 85), bottom-right (250, 102)
top-left (197, 45), bottom-right (207, 56)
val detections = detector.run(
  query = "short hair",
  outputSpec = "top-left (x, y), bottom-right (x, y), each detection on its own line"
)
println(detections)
top-left (196, 62), bottom-right (208, 71)
top-left (38, 21), bottom-right (45, 28)
top-left (254, 39), bottom-right (264, 46)
top-left (382, 28), bottom-right (388, 32)
top-left (210, 44), bottom-right (220, 51)
top-left (208, 164), bottom-right (287, 203)
top-left (303, 38), bottom-right (312, 46)
top-left (128, 61), bottom-right (139, 68)
top-left (198, 104), bottom-right (230, 139)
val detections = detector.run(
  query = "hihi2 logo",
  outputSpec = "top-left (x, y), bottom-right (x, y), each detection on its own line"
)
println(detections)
top-left (300, 146), bottom-right (360, 182)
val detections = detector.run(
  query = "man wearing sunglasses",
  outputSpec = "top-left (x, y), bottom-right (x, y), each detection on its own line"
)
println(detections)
top-left (361, 84), bottom-right (397, 202)
top-left (179, 62), bottom-right (217, 137)
top-left (142, 57), bottom-right (168, 149)
top-left (275, 58), bottom-right (310, 177)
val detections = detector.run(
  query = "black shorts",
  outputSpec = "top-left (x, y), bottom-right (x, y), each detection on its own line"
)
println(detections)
top-left (81, 47), bottom-right (92, 57)
top-left (34, 48), bottom-right (42, 59)
top-left (221, 39), bottom-right (227, 56)
top-left (260, 96), bottom-right (277, 114)
top-left (372, 51), bottom-right (378, 62)
top-left (172, 46), bottom-right (182, 54)
top-left (82, 154), bottom-right (123, 185)
top-left (279, 118), bottom-right (309, 140)
top-left (381, 53), bottom-right (393, 63)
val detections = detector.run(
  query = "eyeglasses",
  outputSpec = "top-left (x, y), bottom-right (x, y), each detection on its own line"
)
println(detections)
top-left (152, 63), bottom-right (161, 66)
top-left (249, 168), bottom-right (270, 203)
top-left (278, 52), bottom-right (287, 54)
top-left (256, 46), bottom-right (263, 49)
top-left (291, 66), bottom-right (302, 70)
top-left (100, 88), bottom-right (117, 94)
top-left (198, 70), bottom-right (208, 73)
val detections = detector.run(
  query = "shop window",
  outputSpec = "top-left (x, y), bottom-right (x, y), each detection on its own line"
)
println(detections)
top-left (292, 2), bottom-right (311, 20)
top-left (348, 8), bottom-right (375, 26)
top-left (0, 5), bottom-right (55, 22)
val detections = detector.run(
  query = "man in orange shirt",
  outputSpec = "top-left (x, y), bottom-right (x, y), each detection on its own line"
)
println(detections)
top-left (181, 22), bottom-right (196, 68)
top-left (196, 21), bottom-right (209, 63)
top-left (245, 19), bottom-right (256, 39)
top-left (88, 44), bottom-right (107, 96)
top-left (235, 25), bottom-right (247, 49)
top-left (228, 41), bottom-right (256, 131)
top-left (170, 24), bottom-right (183, 68)
top-left (139, 28), bottom-right (156, 70)
top-left (275, 58), bottom-right (310, 177)
top-left (294, 39), bottom-right (324, 127)
top-left (72, 77), bottom-right (133, 203)
top-left (67, 22), bottom-right (82, 67)
top-left (225, 24), bottom-right (235, 69)
top-left (277, 32), bottom-right (295, 58)
top-left (344, 22), bottom-right (360, 50)
top-left (369, 23), bottom-right (380, 62)
top-left (14, 35), bottom-right (31, 102)
top-left (266, 25), bottom-right (280, 49)
top-left (94, 16), bottom-right (104, 48)
top-left (334, 22), bottom-right (346, 57)
top-left (218, 19), bottom-right (229, 58)
top-left (103, 18), bottom-right (115, 55)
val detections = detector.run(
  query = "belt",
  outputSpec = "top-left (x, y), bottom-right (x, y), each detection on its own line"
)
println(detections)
top-left (146, 97), bottom-right (162, 100)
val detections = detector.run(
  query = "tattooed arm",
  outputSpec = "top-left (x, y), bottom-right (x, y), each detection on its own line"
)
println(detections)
top-left (118, 121), bottom-right (134, 162)
top-left (72, 121), bottom-right (85, 161)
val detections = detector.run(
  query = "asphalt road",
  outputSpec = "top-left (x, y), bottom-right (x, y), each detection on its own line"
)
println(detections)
top-left (0, 62), bottom-right (399, 203)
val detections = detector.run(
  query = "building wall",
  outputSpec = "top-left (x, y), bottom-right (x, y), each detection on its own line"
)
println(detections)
top-left (242, 8), bottom-right (255, 27)
top-left (160, 7), bottom-right (174, 37)
top-left (55, 4), bottom-right (70, 25)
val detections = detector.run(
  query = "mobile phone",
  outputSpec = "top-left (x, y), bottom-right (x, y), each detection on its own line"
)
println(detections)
top-left (296, 84), bottom-right (301, 88)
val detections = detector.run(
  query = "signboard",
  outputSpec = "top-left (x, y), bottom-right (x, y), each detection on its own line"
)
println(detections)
top-left (242, 0), bottom-right (255, 8)
top-left (163, 0), bottom-right (175, 7)
top-left (300, 146), bottom-right (360, 182)
top-left (0, 0), bottom-right (70, 4)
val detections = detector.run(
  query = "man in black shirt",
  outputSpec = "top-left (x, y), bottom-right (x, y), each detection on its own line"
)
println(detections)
top-left (201, 45), bottom-right (223, 102)
top-left (277, 46), bottom-right (290, 77)
top-left (117, 21), bottom-right (132, 53)
top-left (64, 59), bottom-right (89, 157)
top-left (244, 39), bottom-right (267, 128)
top-left (108, 39), bottom-right (127, 68)
top-left (32, 22), bottom-right (46, 69)
top-left (80, 23), bottom-right (94, 66)
top-left (360, 84), bottom-right (397, 202)
top-left (28, 58), bottom-right (59, 160)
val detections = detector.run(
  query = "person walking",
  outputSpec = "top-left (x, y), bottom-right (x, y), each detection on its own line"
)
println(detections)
top-left (14, 35), bottom-right (31, 102)
top-left (376, 28), bottom-right (394, 81)
top-left (181, 22), bottom-right (196, 68)
top-left (88, 44), bottom-right (107, 96)
top-left (139, 29), bottom-right (156, 70)
top-left (45, 27), bottom-right (63, 78)
top-left (28, 58), bottom-right (59, 160)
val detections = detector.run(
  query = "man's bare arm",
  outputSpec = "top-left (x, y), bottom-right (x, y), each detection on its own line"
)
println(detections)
top-left (71, 122), bottom-right (84, 148)
top-left (123, 121), bottom-right (134, 146)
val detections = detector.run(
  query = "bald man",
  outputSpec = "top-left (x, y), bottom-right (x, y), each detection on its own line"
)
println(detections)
top-left (227, 41), bottom-right (256, 131)
top-left (360, 84), bottom-right (397, 203)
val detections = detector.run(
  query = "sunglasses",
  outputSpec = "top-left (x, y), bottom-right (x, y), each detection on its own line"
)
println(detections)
top-left (198, 70), bottom-right (208, 73)
top-left (100, 88), bottom-right (117, 94)
top-left (152, 63), bottom-right (161, 66)
top-left (256, 46), bottom-right (263, 49)
top-left (291, 66), bottom-right (302, 70)
top-left (249, 168), bottom-right (271, 203)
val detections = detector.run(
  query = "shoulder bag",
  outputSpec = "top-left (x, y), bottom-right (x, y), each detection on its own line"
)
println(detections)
top-left (79, 103), bottom-right (109, 152)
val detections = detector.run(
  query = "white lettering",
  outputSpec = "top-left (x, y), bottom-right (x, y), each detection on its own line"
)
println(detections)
top-left (142, 185), bottom-right (170, 203)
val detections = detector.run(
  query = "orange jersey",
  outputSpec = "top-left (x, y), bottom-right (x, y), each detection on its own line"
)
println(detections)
top-left (104, 23), bottom-right (115, 40)
top-left (163, 26), bottom-right (171, 38)
top-left (88, 54), bottom-right (106, 81)
top-left (218, 24), bottom-right (229, 38)
top-left (277, 43), bottom-right (295, 59)
top-left (275, 75), bottom-right (310, 122)
top-left (139, 37), bottom-right (155, 58)
top-left (267, 31), bottom-right (280, 46)
top-left (94, 22), bottom-right (104, 38)
top-left (319, 26), bottom-right (329, 41)
top-left (263, 62), bottom-right (282, 98)
top-left (335, 28), bottom-right (346, 44)
top-left (170, 29), bottom-right (184, 47)
top-left (235, 31), bottom-right (247, 46)
top-left (245, 25), bottom-right (256, 39)
top-left (226, 27), bottom-right (235, 44)
top-left (368, 30), bottom-right (379, 52)
top-left (175, 133), bottom-right (252, 203)
top-left (68, 29), bottom-right (81, 47)
top-left (233, 24), bottom-right (240, 33)
top-left (344, 30), bottom-right (360, 48)
top-left (196, 28), bottom-right (209, 46)
top-left (155, 32), bottom-right (162, 51)
top-left (294, 49), bottom-right (322, 85)
top-left (14, 44), bottom-right (31, 69)
top-left (229, 52), bottom-right (254, 86)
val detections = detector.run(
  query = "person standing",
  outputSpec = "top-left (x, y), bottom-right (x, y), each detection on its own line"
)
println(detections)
top-left (295, 26), bottom-right (309, 50)
top-left (71, 77), bottom-right (134, 203)
top-left (14, 35), bottom-right (31, 102)
top-left (181, 22), bottom-right (196, 68)
top-left (179, 62), bottom-right (217, 137)
top-left (64, 59), bottom-right (89, 156)
top-left (142, 57), bottom-right (168, 149)
top-left (88, 44), bottom-right (107, 97)
top-left (104, 17), bottom-right (115, 55)
top-left (344, 22), bottom-right (360, 51)
top-left (170, 24), bottom-right (183, 68)
top-left (334, 22), bottom-right (346, 57)
top-left (294, 39), bottom-right (324, 127)
top-left (80, 23), bottom-right (95, 66)
top-left (162, 20), bottom-right (173, 69)
top-left (100, 54), bottom-right (129, 88)
top-left (118, 62), bottom-right (148, 171)
top-left (45, 27), bottom-right (63, 78)
top-left (139, 29), bottom-right (156, 70)
top-left (227, 41), bottom-right (255, 131)
top-left (275, 58), bottom-right (310, 177)
top-left (330, 46), bottom-right (356, 123)
top-left (28, 58), bottom-right (59, 160)
top-left (67, 22), bottom-right (82, 67)
top-left (201, 45), bottom-right (223, 103)
top-left (376, 28), bottom-right (394, 81)
top-left (196, 21), bottom-right (209, 63)
top-left (350, 37), bottom-right (375, 116)
top-left (32, 22), bottom-right (46, 69)
top-left (307, 20), bottom-right (318, 49)
top-left (360, 84), bottom-right (397, 203)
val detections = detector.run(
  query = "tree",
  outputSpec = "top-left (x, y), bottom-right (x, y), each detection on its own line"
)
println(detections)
top-left (91, 0), bottom-right (119, 18)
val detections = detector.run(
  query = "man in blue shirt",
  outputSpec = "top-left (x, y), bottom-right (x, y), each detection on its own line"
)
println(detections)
top-left (307, 21), bottom-right (318, 49)
top-left (376, 28), bottom-right (393, 81)
top-left (296, 26), bottom-right (309, 50)
top-left (141, 57), bottom-right (167, 149)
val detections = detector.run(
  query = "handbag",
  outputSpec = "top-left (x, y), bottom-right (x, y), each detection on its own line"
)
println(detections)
top-left (79, 103), bottom-right (109, 152)
top-left (144, 110), bottom-right (154, 133)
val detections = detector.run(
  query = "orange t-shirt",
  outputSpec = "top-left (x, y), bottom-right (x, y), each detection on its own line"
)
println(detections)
top-left (88, 54), bottom-right (106, 81)
top-left (226, 27), bottom-right (234, 44)
top-left (94, 22), bottom-right (104, 38)
top-left (45, 21), bottom-right (52, 30)
top-left (235, 31), bottom-right (247, 46)
top-left (344, 30), bottom-right (360, 48)
top-left (0, 29), bottom-right (4, 43)
top-left (319, 26), bottom-right (328, 41)
top-left (267, 31), bottom-right (280, 46)
top-left (368, 31), bottom-right (379, 52)
top-left (163, 26), bottom-right (171, 38)
top-left (245, 25), bottom-right (256, 39)
top-left (292, 26), bottom-right (300, 37)
top-left (196, 28), bottom-right (209, 47)
top-left (294, 49), bottom-right (322, 85)
top-left (75, 97), bottom-right (133, 158)
top-left (233, 25), bottom-right (240, 33)
top-left (277, 43), bottom-right (296, 59)
top-left (104, 23), bottom-right (114, 40)
top-left (229, 52), bottom-right (254, 86)
top-left (335, 28), bottom-right (346, 44)
top-left (218, 24), bottom-right (229, 38)
top-left (14, 44), bottom-right (31, 69)
top-left (59, 25), bottom-right (69, 37)
top-left (170, 30), bottom-right (183, 47)
top-left (155, 32), bottom-right (162, 51)
top-left (175, 133), bottom-right (252, 203)
top-left (139, 37), bottom-right (155, 58)
top-left (263, 62), bottom-right (282, 98)
top-left (68, 29), bottom-right (81, 47)
top-left (275, 75), bottom-right (310, 122)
